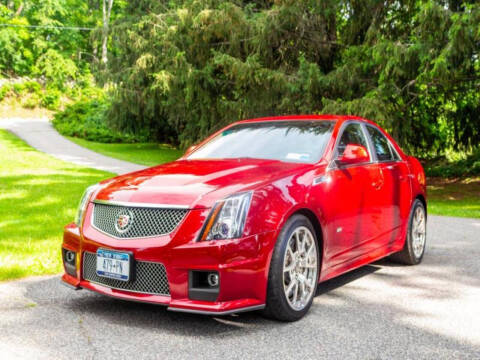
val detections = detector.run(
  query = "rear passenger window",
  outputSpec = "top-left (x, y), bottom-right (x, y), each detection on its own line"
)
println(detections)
top-left (366, 126), bottom-right (394, 162)
top-left (389, 142), bottom-right (401, 161)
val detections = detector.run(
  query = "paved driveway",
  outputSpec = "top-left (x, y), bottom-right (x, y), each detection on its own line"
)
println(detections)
top-left (0, 118), bottom-right (143, 174)
top-left (1, 215), bottom-right (479, 359)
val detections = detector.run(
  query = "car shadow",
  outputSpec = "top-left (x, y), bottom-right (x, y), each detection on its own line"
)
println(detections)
top-left (315, 264), bottom-right (380, 296)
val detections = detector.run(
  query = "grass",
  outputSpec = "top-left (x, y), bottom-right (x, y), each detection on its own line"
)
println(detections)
top-left (68, 137), bottom-right (183, 167)
top-left (0, 130), bottom-right (113, 281)
top-left (427, 177), bottom-right (480, 218)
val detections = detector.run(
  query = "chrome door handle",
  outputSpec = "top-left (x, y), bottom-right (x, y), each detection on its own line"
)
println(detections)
top-left (372, 181), bottom-right (383, 189)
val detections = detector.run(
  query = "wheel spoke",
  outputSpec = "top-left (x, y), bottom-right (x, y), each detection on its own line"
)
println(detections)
top-left (284, 246), bottom-right (295, 272)
top-left (305, 279), bottom-right (314, 290)
top-left (287, 245), bottom-right (294, 258)
top-left (293, 281), bottom-right (299, 303)
top-left (295, 230), bottom-right (302, 254)
top-left (285, 279), bottom-right (296, 296)
top-left (306, 241), bottom-right (314, 257)
top-left (299, 279), bottom-right (306, 301)
top-left (284, 261), bottom-right (295, 272)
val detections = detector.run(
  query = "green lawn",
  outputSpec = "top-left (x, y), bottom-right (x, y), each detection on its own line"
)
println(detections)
top-left (0, 130), bottom-right (113, 281)
top-left (427, 177), bottom-right (480, 218)
top-left (68, 137), bottom-right (183, 167)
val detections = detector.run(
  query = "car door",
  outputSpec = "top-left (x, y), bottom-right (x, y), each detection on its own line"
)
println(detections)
top-left (312, 122), bottom-right (383, 269)
top-left (365, 125), bottom-right (412, 249)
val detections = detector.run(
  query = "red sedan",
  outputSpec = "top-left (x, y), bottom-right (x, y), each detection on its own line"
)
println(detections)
top-left (61, 115), bottom-right (427, 321)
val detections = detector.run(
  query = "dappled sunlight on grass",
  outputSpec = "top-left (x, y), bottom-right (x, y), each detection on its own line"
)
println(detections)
top-left (68, 137), bottom-right (183, 167)
top-left (0, 130), bottom-right (113, 281)
top-left (427, 177), bottom-right (480, 218)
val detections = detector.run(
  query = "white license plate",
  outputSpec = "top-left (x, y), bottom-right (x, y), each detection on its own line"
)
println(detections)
top-left (96, 249), bottom-right (131, 281)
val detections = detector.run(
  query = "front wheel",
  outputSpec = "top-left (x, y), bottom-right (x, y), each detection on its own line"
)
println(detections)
top-left (263, 215), bottom-right (319, 321)
top-left (390, 199), bottom-right (427, 265)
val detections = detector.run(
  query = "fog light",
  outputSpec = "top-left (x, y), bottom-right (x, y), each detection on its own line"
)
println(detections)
top-left (188, 270), bottom-right (220, 302)
top-left (207, 273), bottom-right (219, 287)
top-left (65, 250), bottom-right (75, 263)
top-left (62, 248), bottom-right (77, 277)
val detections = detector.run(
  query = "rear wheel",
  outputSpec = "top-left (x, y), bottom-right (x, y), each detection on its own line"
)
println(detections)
top-left (390, 199), bottom-right (426, 265)
top-left (263, 215), bottom-right (319, 321)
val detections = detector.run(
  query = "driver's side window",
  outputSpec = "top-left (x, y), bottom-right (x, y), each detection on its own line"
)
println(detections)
top-left (337, 123), bottom-right (369, 158)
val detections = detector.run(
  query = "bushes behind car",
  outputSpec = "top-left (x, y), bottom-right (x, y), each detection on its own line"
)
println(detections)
top-left (52, 98), bottom-right (147, 143)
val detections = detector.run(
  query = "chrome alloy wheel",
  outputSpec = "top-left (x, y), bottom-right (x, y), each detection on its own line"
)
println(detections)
top-left (282, 226), bottom-right (318, 311)
top-left (411, 206), bottom-right (426, 258)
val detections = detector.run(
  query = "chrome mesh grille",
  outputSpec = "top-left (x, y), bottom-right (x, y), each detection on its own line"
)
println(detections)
top-left (92, 203), bottom-right (188, 239)
top-left (82, 252), bottom-right (170, 296)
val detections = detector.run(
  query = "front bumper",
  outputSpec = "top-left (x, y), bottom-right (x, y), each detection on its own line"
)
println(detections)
top-left (61, 211), bottom-right (276, 315)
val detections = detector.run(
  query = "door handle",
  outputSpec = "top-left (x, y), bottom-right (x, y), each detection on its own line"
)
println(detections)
top-left (372, 181), bottom-right (383, 189)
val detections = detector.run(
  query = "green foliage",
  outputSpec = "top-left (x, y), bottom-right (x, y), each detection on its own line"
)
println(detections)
top-left (12, 80), bottom-right (41, 94)
top-left (0, 1), bottom-right (96, 77)
top-left (40, 88), bottom-right (61, 110)
top-left (34, 49), bottom-right (78, 89)
top-left (425, 149), bottom-right (480, 178)
top-left (104, 0), bottom-right (480, 152)
top-left (0, 9), bottom-right (33, 74)
top-left (0, 83), bottom-right (12, 101)
top-left (52, 98), bottom-right (147, 143)
top-left (0, 1), bottom-right (103, 111)
top-left (0, 80), bottom-right (66, 111)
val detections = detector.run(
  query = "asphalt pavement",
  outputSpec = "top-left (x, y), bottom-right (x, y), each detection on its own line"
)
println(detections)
top-left (0, 117), bottom-right (144, 174)
top-left (1, 215), bottom-right (479, 359)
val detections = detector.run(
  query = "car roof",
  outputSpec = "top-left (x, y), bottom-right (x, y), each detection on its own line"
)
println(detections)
top-left (235, 114), bottom-right (369, 125)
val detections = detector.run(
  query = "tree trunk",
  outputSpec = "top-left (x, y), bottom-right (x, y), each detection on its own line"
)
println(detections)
top-left (101, 0), bottom-right (114, 65)
top-left (14, 2), bottom-right (24, 16)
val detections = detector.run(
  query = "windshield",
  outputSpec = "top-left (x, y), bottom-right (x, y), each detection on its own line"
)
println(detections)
top-left (187, 120), bottom-right (334, 163)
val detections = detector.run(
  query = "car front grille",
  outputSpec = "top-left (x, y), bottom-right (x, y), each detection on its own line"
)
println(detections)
top-left (82, 252), bottom-right (170, 296)
top-left (92, 202), bottom-right (188, 239)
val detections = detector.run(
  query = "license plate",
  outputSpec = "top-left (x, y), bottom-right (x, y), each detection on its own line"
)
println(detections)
top-left (96, 249), bottom-right (131, 281)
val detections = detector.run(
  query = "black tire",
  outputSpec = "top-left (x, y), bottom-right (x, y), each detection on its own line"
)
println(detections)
top-left (390, 199), bottom-right (427, 265)
top-left (262, 214), bottom-right (320, 322)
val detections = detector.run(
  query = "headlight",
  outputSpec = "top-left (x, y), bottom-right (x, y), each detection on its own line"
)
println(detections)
top-left (74, 184), bottom-right (99, 227)
top-left (200, 191), bottom-right (253, 241)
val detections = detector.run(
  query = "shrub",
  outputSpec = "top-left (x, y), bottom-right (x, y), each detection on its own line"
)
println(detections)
top-left (21, 93), bottom-right (41, 109)
top-left (12, 82), bottom-right (25, 94)
top-left (34, 49), bottom-right (78, 90)
top-left (425, 149), bottom-right (480, 177)
top-left (41, 89), bottom-right (61, 110)
top-left (53, 99), bottom-right (146, 143)
top-left (0, 84), bottom-right (12, 101)
top-left (23, 80), bottom-right (41, 93)
top-left (11, 80), bottom-right (41, 96)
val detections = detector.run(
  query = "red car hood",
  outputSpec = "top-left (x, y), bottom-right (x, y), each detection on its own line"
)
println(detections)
top-left (94, 159), bottom-right (310, 209)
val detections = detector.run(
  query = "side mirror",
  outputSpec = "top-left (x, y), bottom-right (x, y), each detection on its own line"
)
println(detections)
top-left (336, 144), bottom-right (369, 166)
